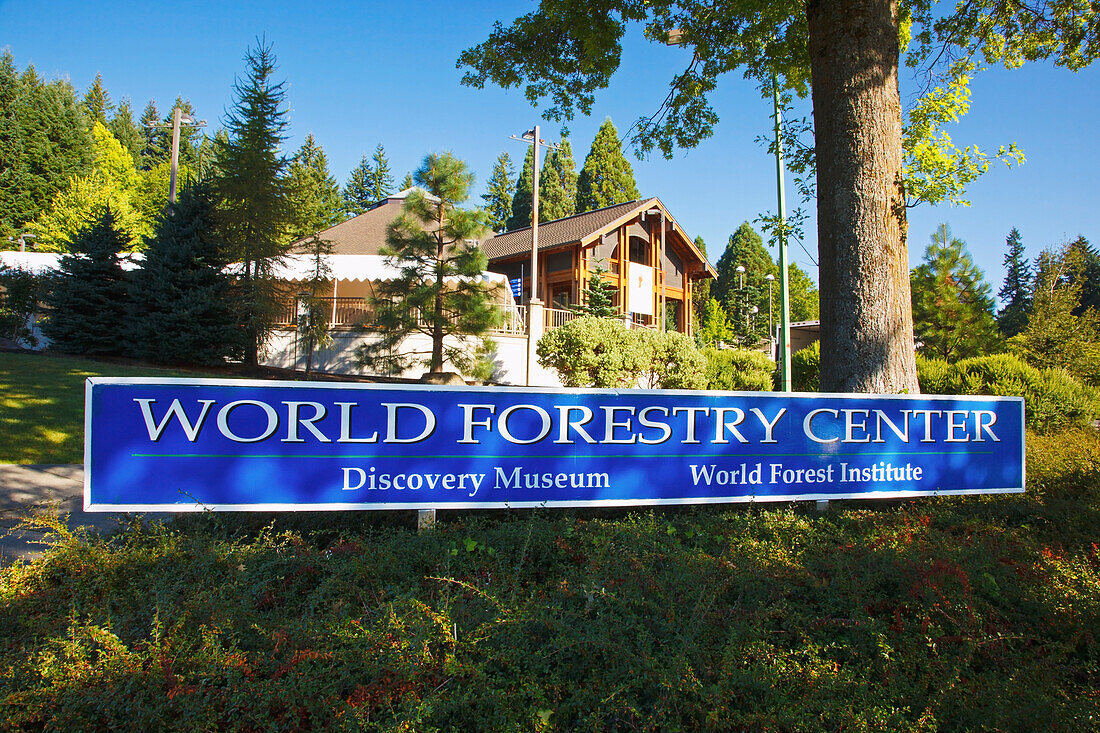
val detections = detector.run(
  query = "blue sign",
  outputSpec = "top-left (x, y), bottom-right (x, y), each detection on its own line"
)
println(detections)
top-left (509, 278), bottom-right (522, 299)
top-left (84, 378), bottom-right (1025, 511)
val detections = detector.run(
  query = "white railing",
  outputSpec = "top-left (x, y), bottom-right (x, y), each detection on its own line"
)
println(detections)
top-left (545, 307), bottom-right (577, 330)
top-left (277, 298), bottom-right (528, 335)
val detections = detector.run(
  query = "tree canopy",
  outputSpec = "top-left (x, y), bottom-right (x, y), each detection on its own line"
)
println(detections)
top-left (576, 118), bottom-right (639, 213)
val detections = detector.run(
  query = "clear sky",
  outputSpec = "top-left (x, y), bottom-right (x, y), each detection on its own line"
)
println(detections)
top-left (3, 0), bottom-right (1098, 302)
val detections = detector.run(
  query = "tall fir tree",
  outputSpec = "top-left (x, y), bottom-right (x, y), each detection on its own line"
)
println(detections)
top-left (538, 134), bottom-right (578, 222)
top-left (507, 145), bottom-right (534, 230)
top-left (211, 39), bottom-right (293, 368)
top-left (481, 151), bottom-right (515, 232)
top-left (42, 207), bottom-right (130, 355)
top-left (369, 143), bottom-right (394, 205)
top-left (108, 99), bottom-right (144, 168)
top-left (127, 183), bottom-right (242, 364)
top-left (910, 224), bottom-right (999, 361)
top-left (400, 171), bottom-right (414, 191)
top-left (81, 72), bottom-right (113, 125)
top-left (343, 154), bottom-right (374, 216)
top-left (356, 152), bottom-right (499, 376)
top-left (996, 227), bottom-right (1032, 337)
top-left (576, 118), bottom-right (639, 213)
top-left (286, 133), bottom-right (343, 241)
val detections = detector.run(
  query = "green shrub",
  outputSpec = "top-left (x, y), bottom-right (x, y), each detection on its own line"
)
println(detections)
top-left (636, 329), bottom-right (707, 389)
top-left (791, 341), bottom-right (820, 392)
top-left (702, 347), bottom-right (774, 391)
top-left (536, 316), bottom-right (644, 387)
top-left (918, 352), bottom-right (1100, 433)
top-left (0, 266), bottom-right (48, 347)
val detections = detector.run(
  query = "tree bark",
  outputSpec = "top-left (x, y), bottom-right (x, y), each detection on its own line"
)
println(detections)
top-left (807, 0), bottom-right (918, 394)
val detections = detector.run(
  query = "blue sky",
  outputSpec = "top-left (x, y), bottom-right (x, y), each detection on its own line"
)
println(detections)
top-left (3, 0), bottom-right (1098, 302)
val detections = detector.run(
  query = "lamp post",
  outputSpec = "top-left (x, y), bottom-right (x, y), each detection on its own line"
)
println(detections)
top-left (735, 264), bottom-right (746, 330)
top-left (7, 233), bottom-right (35, 252)
top-left (148, 107), bottom-right (206, 206)
top-left (765, 273), bottom-right (775, 351)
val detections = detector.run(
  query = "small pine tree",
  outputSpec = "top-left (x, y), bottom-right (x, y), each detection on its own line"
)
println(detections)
top-left (356, 152), bottom-right (499, 376)
top-left (138, 100), bottom-right (166, 170)
top-left (576, 118), bottom-right (640, 212)
top-left (695, 298), bottom-right (734, 347)
top-left (343, 154), bottom-right (374, 216)
top-left (400, 172), bottom-right (414, 191)
top-left (911, 224), bottom-right (999, 361)
top-left (573, 260), bottom-right (619, 317)
top-left (482, 151), bottom-right (515, 232)
top-left (42, 208), bottom-right (130, 355)
top-left (108, 99), bottom-right (144, 168)
top-left (996, 227), bottom-right (1031, 337)
top-left (507, 146), bottom-right (534, 230)
top-left (127, 184), bottom-right (242, 365)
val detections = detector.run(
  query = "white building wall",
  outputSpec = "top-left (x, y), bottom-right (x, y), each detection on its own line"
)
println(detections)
top-left (263, 329), bottom-right (562, 387)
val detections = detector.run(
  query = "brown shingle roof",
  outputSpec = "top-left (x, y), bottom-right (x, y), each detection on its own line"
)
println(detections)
top-left (290, 189), bottom-right (445, 256)
top-left (481, 199), bottom-right (653, 260)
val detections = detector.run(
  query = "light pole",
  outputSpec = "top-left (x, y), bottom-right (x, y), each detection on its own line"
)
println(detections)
top-left (765, 273), bottom-right (775, 351)
top-left (148, 107), bottom-right (206, 205)
top-left (7, 233), bottom-right (36, 252)
top-left (735, 264), bottom-right (746, 330)
top-left (509, 126), bottom-right (559, 305)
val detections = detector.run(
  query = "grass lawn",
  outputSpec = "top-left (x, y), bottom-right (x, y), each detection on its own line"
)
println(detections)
top-left (0, 352), bottom-right (224, 464)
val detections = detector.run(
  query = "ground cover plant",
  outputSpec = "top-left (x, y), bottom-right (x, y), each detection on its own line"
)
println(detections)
top-left (0, 352), bottom-right (222, 464)
top-left (1, 428), bottom-right (1097, 731)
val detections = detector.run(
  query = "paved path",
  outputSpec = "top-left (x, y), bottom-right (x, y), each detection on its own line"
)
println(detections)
top-left (0, 464), bottom-right (170, 565)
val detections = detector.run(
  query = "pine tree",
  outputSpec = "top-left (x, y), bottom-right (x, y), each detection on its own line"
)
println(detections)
top-left (286, 133), bottom-right (343, 241)
top-left (369, 144), bottom-right (394, 205)
top-left (42, 207), bottom-right (130, 355)
top-left (108, 99), bottom-right (144, 168)
top-left (400, 172), bottom-right (413, 191)
top-left (81, 73), bottom-right (113, 124)
top-left (482, 152), bottom-right (515, 232)
top-left (573, 259), bottom-right (619, 317)
top-left (787, 262), bottom-right (820, 322)
top-left (691, 235), bottom-right (711, 331)
top-left (211, 39), bottom-right (293, 368)
top-left (576, 118), bottom-right (639, 213)
top-left (910, 224), bottom-right (999, 361)
top-left (695, 297), bottom-right (734, 347)
top-left (356, 152), bottom-right (499, 376)
top-left (996, 227), bottom-right (1032, 337)
top-left (507, 146), bottom-right (534, 230)
top-left (343, 154), bottom-right (374, 215)
top-left (127, 183), bottom-right (242, 364)
top-left (538, 134), bottom-right (577, 222)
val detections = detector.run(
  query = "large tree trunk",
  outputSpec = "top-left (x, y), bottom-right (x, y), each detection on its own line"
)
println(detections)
top-left (807, 0), bottom-right (918, 394)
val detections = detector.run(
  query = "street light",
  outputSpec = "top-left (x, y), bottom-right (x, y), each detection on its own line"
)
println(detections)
top-left (765, 273), bottom-right (775, 348)
top-left (735, 265), bottom-right (747, 329)
top-left (148, 107), bottom-right (207, 205)
top-left (7, 233), bottom-right (35, 252)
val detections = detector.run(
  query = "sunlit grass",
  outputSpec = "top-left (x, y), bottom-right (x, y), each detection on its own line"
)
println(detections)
top-left (0, 353), bottom-right (216, 464)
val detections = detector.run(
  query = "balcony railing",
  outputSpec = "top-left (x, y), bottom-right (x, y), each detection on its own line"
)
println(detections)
top-left (276, 297), bottom-right (528, 336)
top-left (544, 307), bottom-right (577, 330)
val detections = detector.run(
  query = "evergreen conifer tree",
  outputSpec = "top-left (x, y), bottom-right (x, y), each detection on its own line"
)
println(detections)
top-left (369, 143), bottom-right (394, 204)
top-left (356, 152), bottom-right (499, 376)
top-left (573, 259), bottom-right (619, 317)
top-left (539, 135), bottom-right (577, 222)
top-left (211, 39), bottom-right (293, 368)
top-left (81, 73), bottom-right (113, 124)
top-left (481, 151), bottom-right (515, 232)
top-left (691, 235), bottom-right (711, 329)
top-left (696, 298), bottom-right (734, 347)
top-left (138, 100), bottom-right (166, 170)
top-left (576, 118), bottom-right (639, 212)
top-left (996, 227), bottom-right (1032, 337)
top-left (1067, 235), bottom-right (1100, 316)
top-left (343, 154), bottom-right (374, 216)
top-left (507, 146), bottom-right (534, 230)
top-left (42, 207), bottom-right (130, 355)
top-left (127, 183), bottom-right (242, 364)
top-left (910, 224), bottom-right (999, 361)
top-left (286, 133), bottom-right (343, 241)
top-left (714, 222), bottom-right (775, 342)
top-left (108, 99), bottom-right (144, 168)
top-left (400, 172), bottom-right (414, 191)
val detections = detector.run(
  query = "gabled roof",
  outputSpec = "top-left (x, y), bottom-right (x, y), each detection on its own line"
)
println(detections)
top-left (291, 188), bottom-right (439, 256)
top-left (481, 199), bottom-right (646, 260)
top-left (483, 197), bottom-right (716, 279)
